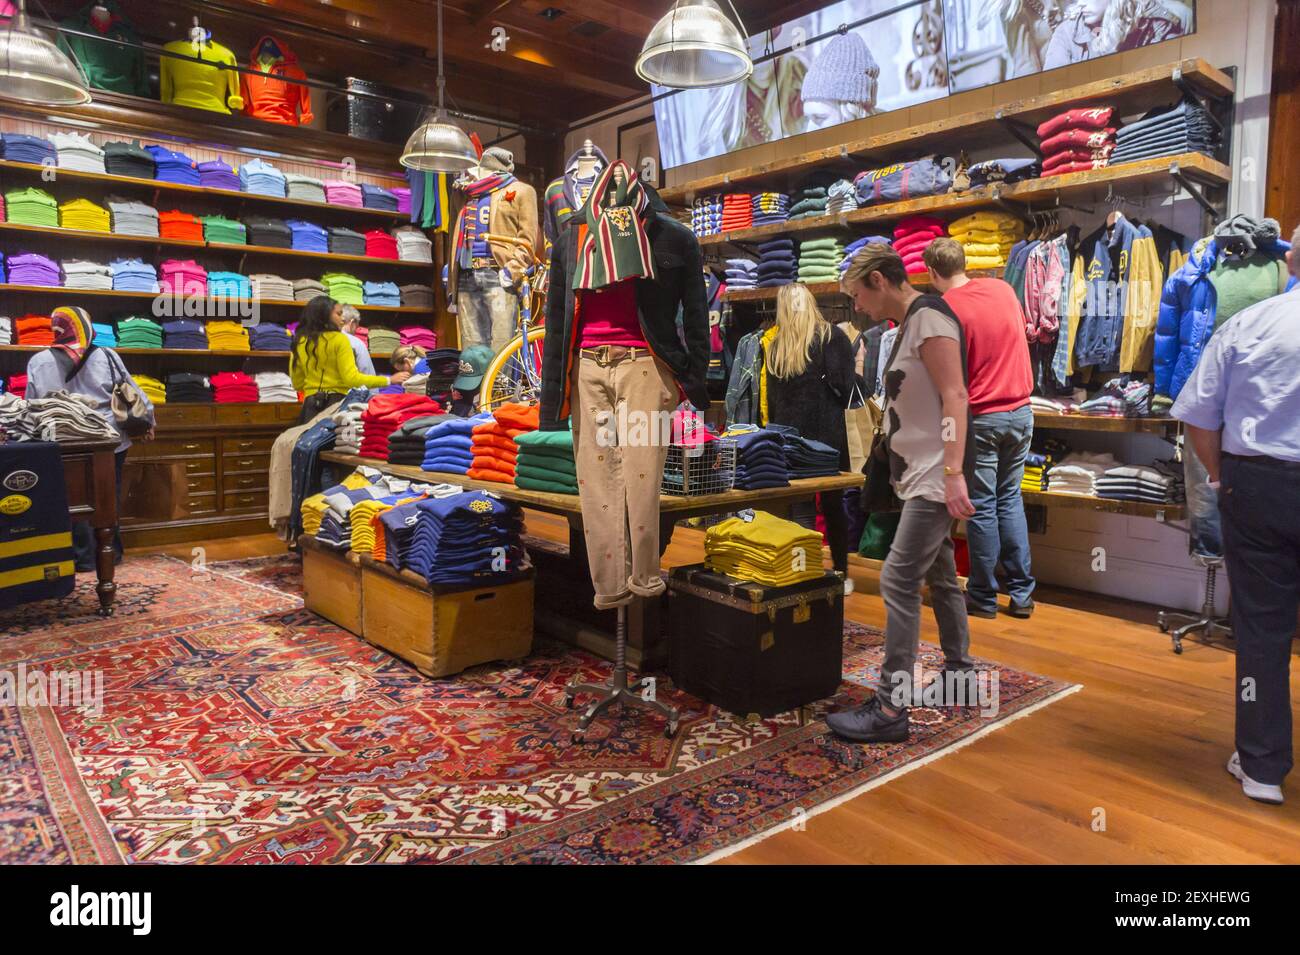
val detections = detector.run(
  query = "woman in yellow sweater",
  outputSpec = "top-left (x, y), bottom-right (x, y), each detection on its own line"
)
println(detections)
top-left (291, 296), bottom-right (407, 421)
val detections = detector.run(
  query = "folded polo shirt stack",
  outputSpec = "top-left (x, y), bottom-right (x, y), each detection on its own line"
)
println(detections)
top-left (1111, 98), bottom-right (1219, 165)
top-left (289, 277), bottom-right (324, 302)
top-left (102, 141), bottom-right (155, 179)
top-left (724, 257), bottom-right (758, 291)
top-left (893, 216), bottom-right (948, 275)
top-left (797, 237), bottom-right (845, 284)
top-left (211, 371), bottom-right (260, 403)
top-left (1038, 107), bottom-right (1116, 177)
top-left (165, 372), bottom-right (212, 403)
top-left (132, 374), bottom-right (166, 405)
top-left (374, 500), bottom-right (421, 567)
top-left (948, 211), bottom-right (1025, 270)
top-left (254, 371), bottom-right (297, 403)
top-left (1, 133), bottom-right (55, 165)
top-left (1096, 462), bottom-right (1184, 504)
top-left (406, 491), bottom-right (528, 587)
top-left (27, 392), bottom-right (119, 442)
top-left (245, 216), bottom-right (292, 249)
top-left (146, 145), bottom-right (200, 185)
top-left (1046, 451), bottom-right (1119, 497)
top-left (322, 272), bottom-right (365, 306)
top-left (208, 320), bottom-right (251, 351)
top-left (756, 238), bottom-right (797, 288)
top-left (467, 402), bottom-right (539, 484)
top-left (967, 158), bottom-right (1041, 189)
top-left (107, 197), bottom-right (159, 236)
top-left (197, 158), bottom-right (241, 192)
top-left (202, 215), bottom-right (247, 245)
top-left (363, 281), bottom-right (401, 307)
top-left (239, 159), bottom-right (287, 197)
top-left (421, 413), bottom-right (491, 474)
top-left (110, 258), bottom-right (159, 292)
top-left (840, 235), bottom-right (891, 274)
top-left (62, 260), bottom-right (112, 290)
top-left (92, 323), bottom-right (116, 347)
top-left (250, 323), bottom-right (291, 352)
top-left (160, 259), bottom-right (207, 296)
top-left (287, 219), bottom-right (329, 252)
top-left (386, 414), bottom-right (451, 465)
top-left (332, 406), bottom-right (364, 455)
top-left (1021, 452), bottom-right (1049, 493)
top-left (399, 325), bottom-right (437, 350)
top-left (159, 209), bottom-right (204, 241)
top-left (316, 484), bottom-right (391, 549)
top-left (513, 424), bottom-right (577, 494)
top-left (393, 187), bottom-right (412, 217)
top-left (704, 511), bottom-right (825, 586)
top-left (7, 254), bottom-right (60, 286)
top-left (162, 319), bottom-right (207, 350)
top-left (15, 314), bottom-right (55, 345)
top-left (359, 393), bottom-right (444, 460)
top-left (324, 180), bottom-right (363, 208)
top-left (365, 230), bottom-right (399, 259)
top-left (400, 284), bottom-right (435, 309)
top-left (826, 179), bottom-right (859, 215)
top-left (117, 316), bottom-right (162, 348)
top-left (365, 325), bottom-right (399, 356)
top-left (6, 188), bottom-right (58, 227)
top-left (59, 198), bottom-right (111, 232)
top-left (328, 226), bottom-right (366, 256)
top-left (285, 173), bottom-right (326, 204)
top-left (394, 226), bottom-right (433, 263)
top-left (50, 132), bottom-right (106, 173)
top-left (252, 274), bottom-right (295, 301)
top-left (692, 195), bottom-right (722, 237)
top-left (720, 193), bottom-right (753, 232)
top-left (750, 191), bottom-right (790, 227)
top-left (350, 492), bottom-right (427, 553)
top-left (361, 183), bottom-right (399, 212)
top-left (0, 318), bottom-right (11, 346)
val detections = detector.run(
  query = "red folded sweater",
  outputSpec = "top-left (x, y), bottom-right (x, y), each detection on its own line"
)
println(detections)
top-left (1036, 106), bottom-right (1114, 141)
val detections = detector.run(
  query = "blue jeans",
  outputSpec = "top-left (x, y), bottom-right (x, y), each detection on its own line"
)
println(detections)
top-left (1184, 441), bottom-right (1223, 558)
top-left (966, 406), bottom-right (1035, 611)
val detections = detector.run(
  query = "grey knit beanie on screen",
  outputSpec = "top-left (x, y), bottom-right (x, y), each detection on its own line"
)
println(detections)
top-left (802, 32), bottom-right (879, 105)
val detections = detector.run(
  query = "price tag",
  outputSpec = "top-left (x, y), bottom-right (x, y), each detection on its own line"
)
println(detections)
top-left (738, 508), bottom-right (756, 523)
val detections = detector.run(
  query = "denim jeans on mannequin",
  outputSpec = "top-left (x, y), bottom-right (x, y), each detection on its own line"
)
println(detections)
top-left (457, 267), bottom-right (518, 353)
top-left (1184, 440), bottom-right (1223, 559)
top-left (965, 406), bottom-right (1036, 611)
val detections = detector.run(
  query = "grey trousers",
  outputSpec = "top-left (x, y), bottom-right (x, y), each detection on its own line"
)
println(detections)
top-left (877, 497), bottom-right (973, 705)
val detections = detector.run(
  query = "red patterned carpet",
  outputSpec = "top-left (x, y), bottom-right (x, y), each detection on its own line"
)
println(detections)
top-left (1, 555), bottom-right (1076, 864)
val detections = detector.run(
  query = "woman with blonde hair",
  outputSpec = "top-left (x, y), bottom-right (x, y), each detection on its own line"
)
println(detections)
top-left (762, 283), bottom-right (865, 581)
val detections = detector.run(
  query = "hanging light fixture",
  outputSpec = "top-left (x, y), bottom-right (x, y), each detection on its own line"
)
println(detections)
top-left (636, 0), bottom-right (752, 90)
top-left (0, 0), bottom-right (92, 106)
top-left (400, 0), bottom-right (478, 173)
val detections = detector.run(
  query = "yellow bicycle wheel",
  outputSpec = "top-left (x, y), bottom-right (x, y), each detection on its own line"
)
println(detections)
top-left (480, 327), bottom-right (546, 412)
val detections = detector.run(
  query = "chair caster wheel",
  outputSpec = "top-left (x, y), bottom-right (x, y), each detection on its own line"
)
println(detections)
top-left (571, 732), bottom-right (584, 744)
top-left (563, 695), bottom-right (575, 710)
top-left (664, 722), bottom-right (678, 739)
top-left (1158, 621), bottom-right (1169, 633)
top-left (1173, 643), bottom-right (1183, 655)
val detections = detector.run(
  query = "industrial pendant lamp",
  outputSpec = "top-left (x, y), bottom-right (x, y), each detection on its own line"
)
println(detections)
top-left (0, 0), bottom-right (92, 106)
top-left (636, 0), bottom-right (753, 90)
top-left (400, 0), bottom-right (477, 173)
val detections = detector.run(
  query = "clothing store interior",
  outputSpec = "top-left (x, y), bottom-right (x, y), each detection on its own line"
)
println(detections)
top-left (3, 0), bottom-right (1300, 874)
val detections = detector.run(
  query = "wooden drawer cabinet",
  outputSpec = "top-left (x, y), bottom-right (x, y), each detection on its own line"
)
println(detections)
top-left (224, 436), bottom-right (277, 455)
top-left (132, 437), bottom-right (216, 459)
top-left (223, 452), bottom-right (271, 474)
top-left (183, 458), bottom-right (213, 477)
top-left (184, 474), bottom-right (217, 496)
top-left (222, 472), bottom-right (267, 494)
top-left (224, 490), bottom-right (269, 513)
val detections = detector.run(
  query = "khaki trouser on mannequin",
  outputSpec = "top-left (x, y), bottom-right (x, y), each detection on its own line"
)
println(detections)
top-left (571, 348), bottom-right (678, 609)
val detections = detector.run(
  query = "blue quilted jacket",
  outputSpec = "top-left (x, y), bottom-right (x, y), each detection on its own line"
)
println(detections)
top-left (1153, 236), bottom-right (1295, 399)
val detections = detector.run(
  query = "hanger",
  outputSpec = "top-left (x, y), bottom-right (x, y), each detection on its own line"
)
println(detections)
top-left (1105, 185), bottom-right (1126, 228)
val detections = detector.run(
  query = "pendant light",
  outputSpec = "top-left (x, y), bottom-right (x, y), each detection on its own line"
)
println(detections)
top-left (400, 0), bottom-right (477, 173)
top-left (636, 0), bottom-right (753, 90)
top-left (0, 0), bottom-right (92, 106)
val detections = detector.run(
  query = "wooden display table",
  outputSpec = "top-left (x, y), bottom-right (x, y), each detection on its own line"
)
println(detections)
top-left (59, 440), bottom-right (120, 616)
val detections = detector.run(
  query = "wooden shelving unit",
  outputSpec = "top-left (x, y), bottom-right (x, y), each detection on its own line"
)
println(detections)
top-left (1031, 412), bottom-right (1179, 434)
top-left (1022, 489), bottom-right (1183, 521)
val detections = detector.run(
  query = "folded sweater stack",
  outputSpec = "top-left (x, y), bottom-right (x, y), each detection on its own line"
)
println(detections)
top-left (721, 193), bottom-right (753, 232)
top-left (797, 236), bottom-right (845, 284)
top-left (467, 402), bottom-right (539, 484)
top-left (704, 510), bottom-right (826, 587)
top-left (725, 257), bottom-right (758, 291)
top-left (750, 192), bottom-right (790, 227)
top-left (1038, 107), bottom-right (1116, 177)
top-left (422, 413), bottom-right (492, 474)
top-left (1111, 97), bottom-right (1219, 165)
top-left (893, 216), bottom-right (948, 275)
top-left (692, 195), bottom-right (722, 237)
top-left (948, 211), bottom-right (1025, 270)
top-left (513, 425), bottom-right (577, 494)
top-left (826, 179), bottom-right (859, 215)
top-left (756, 238), bottom-right (797, 288)
top-left (840, 234), bottom-right (892, 274)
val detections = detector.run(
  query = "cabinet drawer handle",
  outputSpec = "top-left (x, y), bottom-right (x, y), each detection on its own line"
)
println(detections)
top-left (236, 458), bottom-right (255, 468)
top-left (237, 477), bottom-right (256, 487)
top-left (235, 442), bottom-right (255, 450)
top-left (183, 443), bottom-right (202, 452)
top-left (236, 495), bottom-right (256, 505)
top-left (188, 481), bottom-right (200, 490)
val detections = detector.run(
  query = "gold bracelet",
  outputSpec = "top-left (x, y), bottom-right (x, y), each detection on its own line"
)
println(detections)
top-left (943, 466), bottom-right (961, 476)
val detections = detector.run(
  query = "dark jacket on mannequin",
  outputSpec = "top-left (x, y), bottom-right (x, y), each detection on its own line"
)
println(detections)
top-left (539, 185), bottom-right (711, 431)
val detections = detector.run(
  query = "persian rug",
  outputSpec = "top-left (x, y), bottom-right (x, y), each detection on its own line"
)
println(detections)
top-left (1, 555), bottom-right (1077, 865)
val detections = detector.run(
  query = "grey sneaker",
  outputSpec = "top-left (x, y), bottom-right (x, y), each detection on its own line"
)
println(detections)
top-left (826, 696), bottom-right (909, 743)
top-left (1007, 598), bottom-right (1035, 619)
top-left (1227, 752), bottom-right (1284, 804)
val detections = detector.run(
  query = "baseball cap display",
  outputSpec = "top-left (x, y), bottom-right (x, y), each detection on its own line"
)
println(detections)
top-left (453, 345), bottom-right (495, 391)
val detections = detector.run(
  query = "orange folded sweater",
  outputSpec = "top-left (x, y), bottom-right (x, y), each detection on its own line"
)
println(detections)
top-left (493, 402), bottom-right (539, 432)
top-left (471, 454), bottom-right (516, 474)
top-left (467, 467), bottom-right (514, 484)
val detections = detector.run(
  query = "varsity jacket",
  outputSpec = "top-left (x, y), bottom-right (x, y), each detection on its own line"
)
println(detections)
top-left (543, 145), bottom-right (609, 248)
top-left (447, 180), bottom-right (542, 299)
top-left (539, 187), bottom-right (711, 430)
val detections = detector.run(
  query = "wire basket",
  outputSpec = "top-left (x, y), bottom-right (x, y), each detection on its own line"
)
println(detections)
top-left (661, 438), bottom-right (737, 496)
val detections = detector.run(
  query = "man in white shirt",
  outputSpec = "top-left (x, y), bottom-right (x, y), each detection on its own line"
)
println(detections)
top-left (340, 305), bottom-right (376, 376)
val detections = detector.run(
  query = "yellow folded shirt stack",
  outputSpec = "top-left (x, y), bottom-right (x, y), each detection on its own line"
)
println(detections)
top-left (58, 197), bottom-right (112, 232)
top-left (704, 510), bottom-right (826, 587)
top-left (132, 374), bottom-right (166, 404)
top-left (948, 211), bottom-right (1025, 270)
top-left (349, 494), bottom-right (423, 553)
top-left (1021, 464), bottom-right (1047, 492)
top-left (207, 320), bottom-right (250, 352)
top-left (302, 470), bottom-right (376, 537)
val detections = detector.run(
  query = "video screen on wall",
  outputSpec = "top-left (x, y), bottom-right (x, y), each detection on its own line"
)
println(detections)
top-left (653, 0), bottom-right (1196, 169)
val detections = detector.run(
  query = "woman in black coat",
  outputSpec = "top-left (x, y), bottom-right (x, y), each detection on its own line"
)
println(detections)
top-left (764, 284), bottom-right (865, 582)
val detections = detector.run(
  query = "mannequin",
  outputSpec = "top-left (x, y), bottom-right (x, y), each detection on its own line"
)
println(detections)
top-left (446, 146), bottom-right (540, 353)
top-left (242, 35), bottom-right (314, 126)
top-left (161, 18), bottom-right (244, 114)
top-left (59, 1), bottom-right (148, 96)
top-left (542, 139), bottom-right (609, 249)
top-left (538, 160), bottom-right (711, 608)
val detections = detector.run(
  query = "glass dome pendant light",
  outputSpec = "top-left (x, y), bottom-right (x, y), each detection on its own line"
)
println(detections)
top-left (400, 0), bottom-right (478, 173)
top-left (636, 0), bottom-right (753, 90)
top-left (0, 0), bottom-right (93, 106)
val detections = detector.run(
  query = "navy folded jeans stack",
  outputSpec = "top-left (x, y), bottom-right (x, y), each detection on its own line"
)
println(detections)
top-left (1111, 98), bottom-right (1220, 164)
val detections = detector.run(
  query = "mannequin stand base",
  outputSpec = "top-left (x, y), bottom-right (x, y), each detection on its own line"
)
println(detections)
top-left (564, 602), bottom-right (680, 741)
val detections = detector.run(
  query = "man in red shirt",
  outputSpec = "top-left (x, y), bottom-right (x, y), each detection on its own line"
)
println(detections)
top-left (924, 238), bottom-right (1036, 618)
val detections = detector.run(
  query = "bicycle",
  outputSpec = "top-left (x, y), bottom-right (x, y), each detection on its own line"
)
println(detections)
top-left (470, 233), bottom-right (548, 412)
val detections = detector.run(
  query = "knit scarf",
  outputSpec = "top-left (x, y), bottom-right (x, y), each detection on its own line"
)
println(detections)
top-left (451, 173), bottom-right (517, 273)
top-left (51, 305), bottom-right (94, 367)
top-left (573, 160), bottom-right (655, 291)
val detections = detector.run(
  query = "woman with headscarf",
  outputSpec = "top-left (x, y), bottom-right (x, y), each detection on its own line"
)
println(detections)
top-left (25, 306), bottom-right (155, 570)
